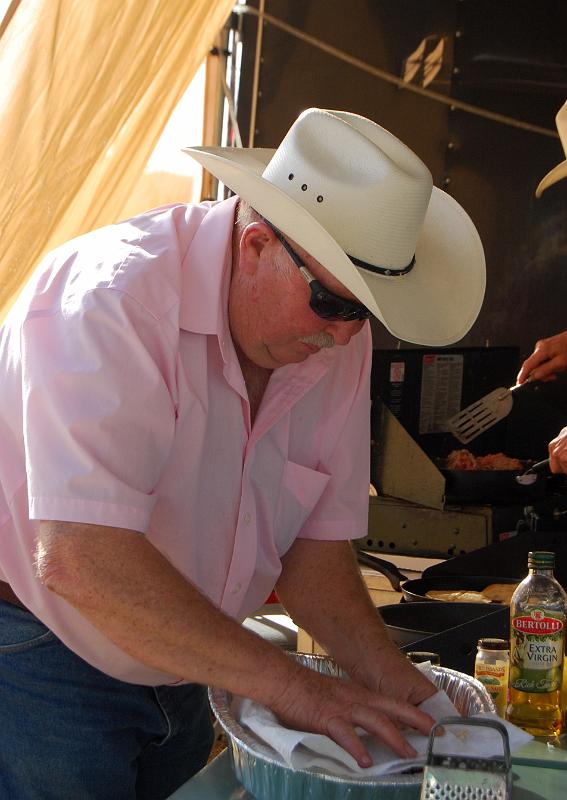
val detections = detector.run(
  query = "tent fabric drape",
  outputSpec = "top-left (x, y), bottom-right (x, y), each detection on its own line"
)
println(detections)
top-left (0, 0), bottom-right (234, 322)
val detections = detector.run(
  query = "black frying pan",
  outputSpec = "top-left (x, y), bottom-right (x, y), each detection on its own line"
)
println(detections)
top-left (378, 602), bottom-right (510, 673)
top-left (437, 458), bottom-right (548, 504)
top-left (355, 551), bottom-right (518, 604)
top-left (355, 550), bottom-right (409, 591)
top-left (400, 574), bottom-right (519, 604)
top-left (379, 601), bottom-right (510, 647)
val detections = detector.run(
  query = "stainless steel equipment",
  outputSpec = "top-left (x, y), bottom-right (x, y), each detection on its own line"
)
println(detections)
top-left (365, 398), bottom-right (494, 557)
top-left (361, 398), bottom-right (567, 558)
top-left (420, 717), bottom-right (511, 800)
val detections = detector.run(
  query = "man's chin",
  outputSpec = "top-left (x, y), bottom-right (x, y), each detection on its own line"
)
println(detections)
top-left (265, 345), bottom-right (312, 367)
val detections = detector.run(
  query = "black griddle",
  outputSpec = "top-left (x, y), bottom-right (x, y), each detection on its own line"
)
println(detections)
top-left (424, 530), bottom-right (567, 587)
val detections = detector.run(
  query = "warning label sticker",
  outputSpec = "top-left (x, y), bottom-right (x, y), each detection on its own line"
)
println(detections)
top-left (419, 354), bottom-right (463, 434)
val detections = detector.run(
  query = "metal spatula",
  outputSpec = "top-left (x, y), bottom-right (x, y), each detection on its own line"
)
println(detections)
top-left (448, 381), bottom-right (535, 444)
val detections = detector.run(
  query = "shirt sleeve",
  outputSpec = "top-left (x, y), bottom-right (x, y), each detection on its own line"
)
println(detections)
top-left (297, 324), bottom-right (372, 541)
top-left (21, 287), bottom-right (178, 532)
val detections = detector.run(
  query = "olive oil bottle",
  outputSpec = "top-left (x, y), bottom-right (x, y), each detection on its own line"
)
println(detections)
top-left (507, 551), bottom-right (566, 737)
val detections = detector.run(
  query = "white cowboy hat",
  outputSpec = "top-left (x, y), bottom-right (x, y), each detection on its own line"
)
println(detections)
top-left (184, 108), bottom-right (485, 346)
top-left (535, 100), bottom-right (567, 197)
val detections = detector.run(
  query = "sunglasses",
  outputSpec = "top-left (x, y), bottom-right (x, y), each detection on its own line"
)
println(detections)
top-left (261, 219), bottom-right (372, 322)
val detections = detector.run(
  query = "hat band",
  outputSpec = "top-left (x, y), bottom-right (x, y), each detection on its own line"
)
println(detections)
top-left (348, 252), bottom-right (416, 277)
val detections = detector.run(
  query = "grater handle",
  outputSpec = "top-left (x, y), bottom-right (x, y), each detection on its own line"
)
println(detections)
top-left (426, 716), bottom-right (512, 769)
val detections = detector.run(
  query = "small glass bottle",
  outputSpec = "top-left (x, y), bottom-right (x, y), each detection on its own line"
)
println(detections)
top-left (506, 551), bottom-right (567, 737)
top-left (474, 638), bottom-right (509, 717)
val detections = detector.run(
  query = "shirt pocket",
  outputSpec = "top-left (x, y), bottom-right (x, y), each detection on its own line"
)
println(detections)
top-left (274, 460), bottom-right (330, 554)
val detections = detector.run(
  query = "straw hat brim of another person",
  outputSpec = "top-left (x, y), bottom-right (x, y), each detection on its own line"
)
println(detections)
top-left (536, 99), bottom-right (567, 198)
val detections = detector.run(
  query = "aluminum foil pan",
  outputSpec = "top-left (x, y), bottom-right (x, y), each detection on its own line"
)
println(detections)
top-left (209, 653), bottom-right (496, 800)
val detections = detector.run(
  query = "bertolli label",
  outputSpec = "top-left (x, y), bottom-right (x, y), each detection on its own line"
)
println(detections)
top-left (513, 615), bottom-right (563, 635)
top-left (510, 609), bottom-right (565, 693)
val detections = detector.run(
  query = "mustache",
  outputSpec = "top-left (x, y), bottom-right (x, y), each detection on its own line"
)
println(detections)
top-left (299, 332), bottom-right (335, 349)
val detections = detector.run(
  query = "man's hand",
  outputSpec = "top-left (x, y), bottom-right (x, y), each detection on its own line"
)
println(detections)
top-left (549, 426), bottom-right (567, 474)
top-left (269, 659), bottom-right (436, 768)
top-left (275, 538), bottom-right (438, 764)
top-left (517, 330), bottom-right (567, 384)
top-left (349, 641), bottom-right (437, 707)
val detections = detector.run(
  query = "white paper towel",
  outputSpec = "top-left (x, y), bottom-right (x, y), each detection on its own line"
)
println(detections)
top-left (235, 669), bottom-right (532, 777)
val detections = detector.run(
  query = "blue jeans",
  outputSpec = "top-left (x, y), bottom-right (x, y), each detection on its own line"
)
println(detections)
top-left (0, 600), bottom-right (214, 800)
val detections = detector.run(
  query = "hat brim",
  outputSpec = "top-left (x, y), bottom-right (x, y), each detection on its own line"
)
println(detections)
top-left (184, 145), bottom-right (485, 346)
top-left (535, 159), bottom-right (567, 197)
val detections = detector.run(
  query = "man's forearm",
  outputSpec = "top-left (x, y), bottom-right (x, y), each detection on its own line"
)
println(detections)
top-left (276, 538), bottom-right (395, 674)
top-left (36, 521), bottom-right (437, 765)
top-left (37, 521), bottom-right (298, 706)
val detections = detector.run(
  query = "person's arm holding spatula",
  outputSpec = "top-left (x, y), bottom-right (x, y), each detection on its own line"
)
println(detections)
top-left (517, 330), bottom-right (567, 384)
top-left (518, 330), bottom-right (567, 474)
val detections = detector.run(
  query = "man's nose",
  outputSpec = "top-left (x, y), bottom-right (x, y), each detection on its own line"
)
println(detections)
top-left (323, 319), bottom-right (365, 345)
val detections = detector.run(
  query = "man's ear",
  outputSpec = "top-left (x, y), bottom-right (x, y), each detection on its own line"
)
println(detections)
top-left (238, 222), bottom-right (275, 276)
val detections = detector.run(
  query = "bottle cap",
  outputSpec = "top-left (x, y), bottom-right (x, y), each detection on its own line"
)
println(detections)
top-left (477, 638), bottom-right (509, 651)
top-left (528, 550), bottom-right (555, 569)
top-left (406, 651), bottom-right (441, 665)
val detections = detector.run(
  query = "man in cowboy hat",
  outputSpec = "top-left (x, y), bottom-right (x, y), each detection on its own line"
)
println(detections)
top-left (517, 100), bottom-right (567, 473)
top-left (0, 108), bottom-right (485, 797)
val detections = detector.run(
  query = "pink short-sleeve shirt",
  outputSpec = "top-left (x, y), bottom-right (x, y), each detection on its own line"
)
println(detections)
top-left (0, 197), bottom-right (372, 684)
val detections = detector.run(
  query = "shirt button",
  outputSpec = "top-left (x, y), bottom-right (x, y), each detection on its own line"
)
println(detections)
top-left (243, 512), bottom-right (251, 524)
top-left (232, 582), bottom-right (242, 594)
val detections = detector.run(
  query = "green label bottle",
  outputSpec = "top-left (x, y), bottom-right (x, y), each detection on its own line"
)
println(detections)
top-left (507, 551), bottom-right (566, 737)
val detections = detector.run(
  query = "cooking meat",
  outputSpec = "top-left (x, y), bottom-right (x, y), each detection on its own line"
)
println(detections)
top-left (446, 449), bottom-right (478, 470)
top-left (476, 453), bottom-right (524, 471)
top-left (447, 449), bottom-right (523, 471)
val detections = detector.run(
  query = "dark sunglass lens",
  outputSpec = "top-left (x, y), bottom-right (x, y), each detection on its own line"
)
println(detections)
top-left (309, 289), bottom-right (344, 320)
top-left (339, 307), bottom-right (370, 321)
top-left (309, 281), bottom-right (370, 321)
top-left (310, 295), bottom-right (368, 322)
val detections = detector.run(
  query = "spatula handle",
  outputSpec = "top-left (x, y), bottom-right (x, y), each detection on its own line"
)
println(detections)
top-left (509, 378), bottom-right (539, 394)
top-left (526, 458), bottom-right (551, 474)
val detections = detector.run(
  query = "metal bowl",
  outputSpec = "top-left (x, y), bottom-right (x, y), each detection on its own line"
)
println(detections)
top-left (209, 653), bottom-right (496, 800)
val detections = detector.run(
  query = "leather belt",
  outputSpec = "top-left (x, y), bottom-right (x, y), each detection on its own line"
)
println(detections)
top-left (0, 580), bottom-right (29, 611)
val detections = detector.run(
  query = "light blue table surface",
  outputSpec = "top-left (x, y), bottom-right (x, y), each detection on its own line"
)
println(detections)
top-left (168, 748), bottom-right (567, 799)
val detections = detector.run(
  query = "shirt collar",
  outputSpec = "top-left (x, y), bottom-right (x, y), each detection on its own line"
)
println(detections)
top-left (179, 196), bottom-right (238, 340)
top-left (178, 196), bottom-right (339, 391)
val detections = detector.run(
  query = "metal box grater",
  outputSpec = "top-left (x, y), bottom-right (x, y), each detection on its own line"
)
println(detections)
top-left (420, 717), bottom-right (512, 800)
